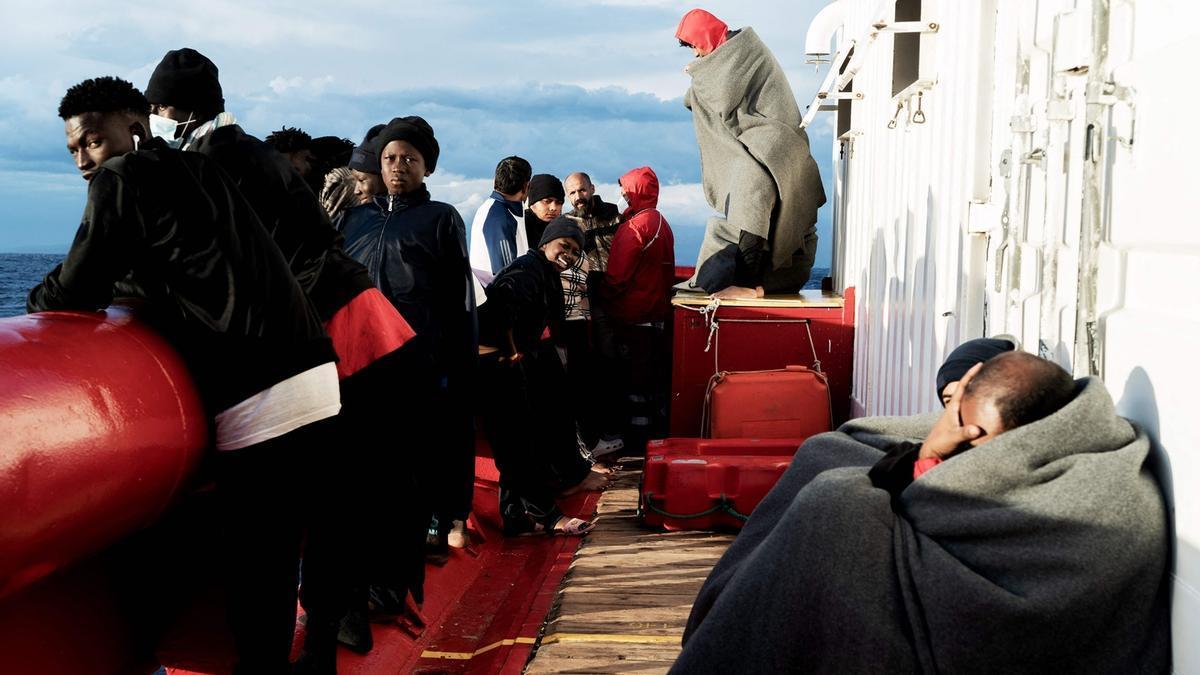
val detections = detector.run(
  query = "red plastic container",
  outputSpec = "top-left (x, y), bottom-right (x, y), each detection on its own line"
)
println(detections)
top-left (640, 438), bottom-right (802, 531)
top-left (706, 365), bottom-right (832, 439)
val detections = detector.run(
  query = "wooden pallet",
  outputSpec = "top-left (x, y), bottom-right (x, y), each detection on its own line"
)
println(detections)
top-left (525, 468), bottom-right (735, 674)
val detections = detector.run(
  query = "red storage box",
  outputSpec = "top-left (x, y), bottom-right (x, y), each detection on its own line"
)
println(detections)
top-left (640, 438), bottom-right (803, 531)
top-left (706, 365), bottom-right (832, 439)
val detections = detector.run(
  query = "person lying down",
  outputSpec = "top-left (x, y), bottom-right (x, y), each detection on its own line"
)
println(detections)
top-left (674, 350), bottom-right (1170, 674)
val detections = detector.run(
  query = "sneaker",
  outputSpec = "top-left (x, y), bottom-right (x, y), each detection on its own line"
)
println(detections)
top-left (590, 435), bottom-right (625, 459)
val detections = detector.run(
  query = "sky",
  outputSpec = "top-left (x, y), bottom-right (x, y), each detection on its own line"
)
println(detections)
top-left (0, 0), bottom-right (836, 267)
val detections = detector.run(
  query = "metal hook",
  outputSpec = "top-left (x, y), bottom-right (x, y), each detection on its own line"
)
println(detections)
top-left (912, 91), bottom-right (927, 124)
top-left (887, 102), bottom-right (903, 130)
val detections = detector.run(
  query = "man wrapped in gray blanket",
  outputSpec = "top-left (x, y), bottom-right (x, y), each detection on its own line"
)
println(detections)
top-left (675, 350), bottom-right (1171, 674)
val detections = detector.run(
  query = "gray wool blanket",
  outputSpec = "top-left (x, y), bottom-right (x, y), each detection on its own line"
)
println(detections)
top-left (674, 378), bottom-right (1171, 674)
top-left (682, 27), bottom-right (826, 290)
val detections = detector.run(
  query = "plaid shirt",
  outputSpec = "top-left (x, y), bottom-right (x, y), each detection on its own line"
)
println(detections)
top-left (561, 256), bottom-right (590, 320)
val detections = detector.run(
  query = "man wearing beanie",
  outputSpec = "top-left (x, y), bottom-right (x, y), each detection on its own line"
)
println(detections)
top-left (524, 173), bottom-right (565, 247)
top-left (476, 216), bottom-right (609, 537)
top-left (147, 49), bottom-right (426, 669)
top-left (340, 116), bottom-right (480, 566)
top-left (345, 123), bottom-right (386, 207)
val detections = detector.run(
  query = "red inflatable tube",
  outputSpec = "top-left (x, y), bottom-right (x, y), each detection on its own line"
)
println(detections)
top-left (0, 308), bottom-right (207, 600)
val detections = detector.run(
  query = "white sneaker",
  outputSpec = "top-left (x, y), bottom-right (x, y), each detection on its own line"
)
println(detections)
top-left (590, 435), bottom-right (625, 459)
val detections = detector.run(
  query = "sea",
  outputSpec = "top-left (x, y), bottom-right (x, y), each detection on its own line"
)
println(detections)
top-left (0, 253), bottom-right (63, 318)
top-left (1, 252), bottom-right (828, 319)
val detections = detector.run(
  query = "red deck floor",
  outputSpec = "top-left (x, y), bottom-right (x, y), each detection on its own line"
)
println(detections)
top-left (161, 456), bottom-right (600, 675)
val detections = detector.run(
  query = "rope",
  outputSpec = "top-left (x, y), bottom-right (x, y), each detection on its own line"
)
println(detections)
top-left (640, 493), bottom-right (751, 522)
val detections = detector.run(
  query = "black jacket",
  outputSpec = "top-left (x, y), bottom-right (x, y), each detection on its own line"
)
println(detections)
top-left (524, 209), bottom-right (550, 253)
top-left (339, 188), bottom-right (476, 377)
top-left (477, 251), bottom-right (563, 356)
top-left (28, 138), bottom-right (335, 413)
top-left (189, 124), bottom-right (374, 321)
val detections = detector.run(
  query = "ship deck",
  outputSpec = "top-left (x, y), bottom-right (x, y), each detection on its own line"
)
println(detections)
top-left (524, 466), bottom-right (735, 674)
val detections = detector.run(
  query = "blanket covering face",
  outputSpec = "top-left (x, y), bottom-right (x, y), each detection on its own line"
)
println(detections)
top-left (684, 28), bottom-right (826, 281)
top-left (675, 378), bottom-right (1171, 674)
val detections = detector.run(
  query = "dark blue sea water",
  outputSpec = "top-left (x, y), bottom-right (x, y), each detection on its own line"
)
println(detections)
top-left (0, 253), bottom-right (63, 318)
top-left (0, 252), bottom-right (826, 319)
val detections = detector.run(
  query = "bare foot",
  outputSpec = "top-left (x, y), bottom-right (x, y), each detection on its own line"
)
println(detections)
top-left (560, 467), bottom-right (611, 496)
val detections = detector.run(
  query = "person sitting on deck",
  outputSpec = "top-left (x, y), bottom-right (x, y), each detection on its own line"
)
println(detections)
top-left (674, 349), bottom-right (1171, 674)
top-left (674, 8), bottom-right (826, 300)
top-left (600, 167), bottom-right (675, 454)
top-left (29, 76), bottom-right (343, 675)
top-left (476, 217), bottom-right (610, 536)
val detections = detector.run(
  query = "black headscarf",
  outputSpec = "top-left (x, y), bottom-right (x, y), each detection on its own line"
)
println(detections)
top-left (348, 123), bottom-right (386, 174)
top-left (936, 337), bottom-right (1017, 400)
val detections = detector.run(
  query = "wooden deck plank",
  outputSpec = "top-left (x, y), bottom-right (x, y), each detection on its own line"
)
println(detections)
top-left (523, 467), bottom-right (734, 674)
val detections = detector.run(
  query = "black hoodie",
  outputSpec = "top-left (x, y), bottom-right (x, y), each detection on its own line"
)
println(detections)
top-left (188, 124), bottom-right (375, 321)
top-left (28, 137), bottom-right (335, 413)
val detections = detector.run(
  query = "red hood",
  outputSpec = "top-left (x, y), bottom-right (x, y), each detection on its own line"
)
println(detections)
top-left (675, 9), bottom-right (728, 54)
top-left (620, 166), bottom-right (660, 214)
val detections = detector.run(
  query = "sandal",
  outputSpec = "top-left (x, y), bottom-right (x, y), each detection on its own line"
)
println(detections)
top-left (553, 517), bottom-right (594, 536)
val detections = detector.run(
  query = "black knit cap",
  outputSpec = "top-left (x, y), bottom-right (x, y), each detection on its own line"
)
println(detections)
top-left (348, 123), bottom-right (386, 174)
top-left (936, 337), bottom-right (1017, 401)
top-left (527, 174), bottom-right (565, 204)
top-left (375, 116), bottom-right (439, 173)
top-left (538, 215), bottom-right (585, 250)
top-left (145, 48), bottom-right (225, 113)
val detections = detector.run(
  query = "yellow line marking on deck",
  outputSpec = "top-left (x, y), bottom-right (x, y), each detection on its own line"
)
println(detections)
top-left (540, 632), bottom-right (681, 646)
top-left (420, 636), bottom-right (538, 660)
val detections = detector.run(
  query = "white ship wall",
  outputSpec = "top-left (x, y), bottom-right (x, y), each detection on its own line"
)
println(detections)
top-left (818, 0), bottom-right (1200, 669)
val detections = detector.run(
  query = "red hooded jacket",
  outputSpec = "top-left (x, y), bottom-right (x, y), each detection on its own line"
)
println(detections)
top-left (675, 8), bottom-right (728, 55)
top-left (602, 167), bottom-right (676, 324)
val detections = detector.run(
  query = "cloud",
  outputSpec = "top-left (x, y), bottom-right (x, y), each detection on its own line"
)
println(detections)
top-left (0, 0), bottom-right (838, 266)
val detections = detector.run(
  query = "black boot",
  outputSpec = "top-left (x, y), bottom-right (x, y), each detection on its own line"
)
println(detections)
top-left (336, 607), bottom-right (373, 655)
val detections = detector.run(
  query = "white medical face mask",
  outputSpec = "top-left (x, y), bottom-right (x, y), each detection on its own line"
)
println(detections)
top-left (148, 113), bottom-right (194, 148)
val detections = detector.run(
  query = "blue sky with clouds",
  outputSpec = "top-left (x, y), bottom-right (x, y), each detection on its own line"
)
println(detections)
top-left (0, 0), bottom-right (835, 266)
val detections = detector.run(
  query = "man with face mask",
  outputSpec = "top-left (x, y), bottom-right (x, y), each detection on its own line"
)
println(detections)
top-left (146, 48), bottom-right (424, 666)
top-left (29, 76), bottom-right (340, 675)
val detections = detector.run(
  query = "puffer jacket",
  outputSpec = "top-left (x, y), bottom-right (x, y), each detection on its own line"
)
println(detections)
top-left (339, 188), bottom-right (477, 377)
top-left (601, 167), bottom-right (676, 324)
top-left (28, 137), bottom-right (335, 413)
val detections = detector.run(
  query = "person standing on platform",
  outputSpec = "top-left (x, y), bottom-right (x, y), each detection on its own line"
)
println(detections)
top-left (675, 8), bottom-right (825, 299)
